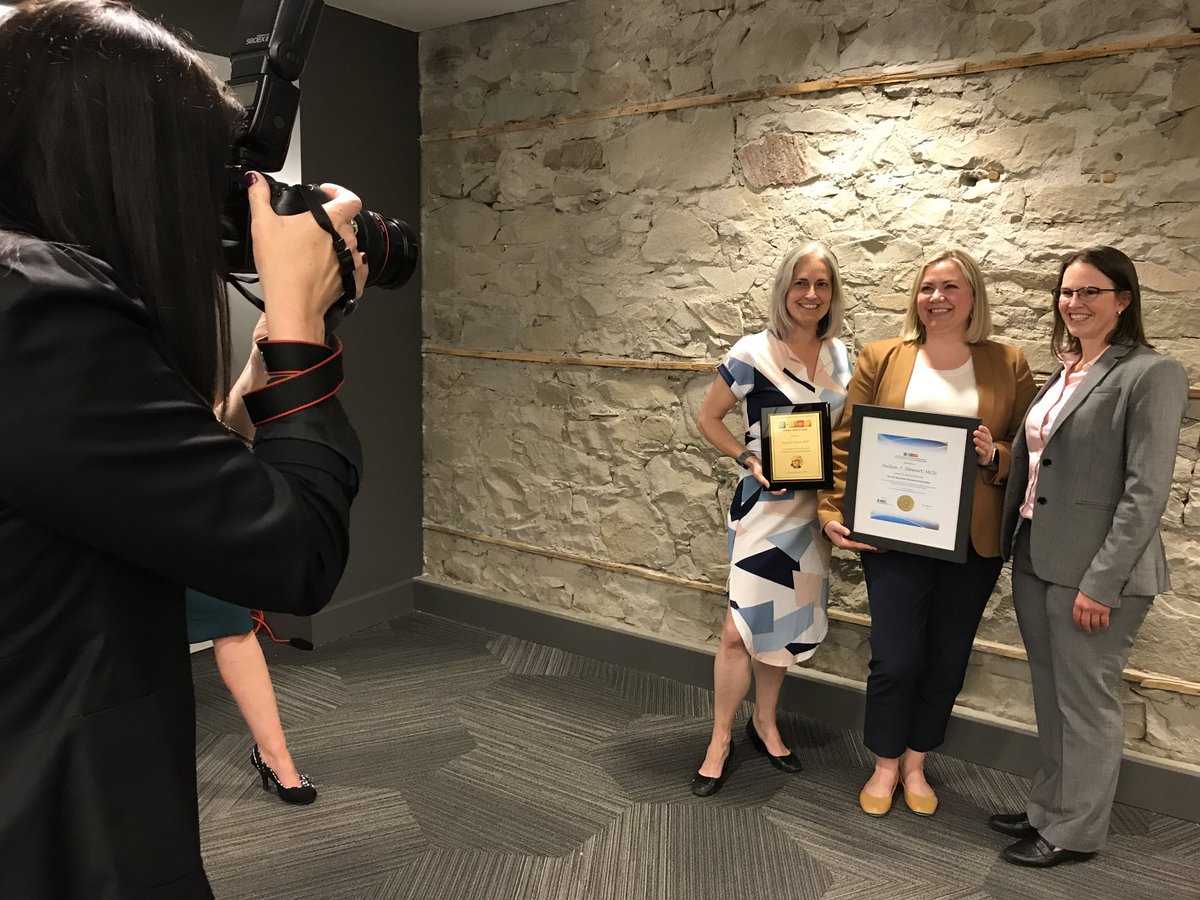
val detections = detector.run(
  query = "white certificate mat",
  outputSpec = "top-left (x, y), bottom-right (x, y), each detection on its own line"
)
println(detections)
top-left (845, 405), bottom-right (979, 563)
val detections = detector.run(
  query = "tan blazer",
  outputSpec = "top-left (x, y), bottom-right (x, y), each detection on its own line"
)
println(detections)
top-left (819, 337), bottom-right (1037, 558)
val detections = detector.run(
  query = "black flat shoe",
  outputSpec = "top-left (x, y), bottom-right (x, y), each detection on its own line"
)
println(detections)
top-left (691, 742), bottom-right (735, 797)
top-left (1002, 834), bottom-right (1095, 868)
top-left (251, 745), bottom-right (317, 805)
top-left (989, 811), bottom-right (1038, 839)
top-left (746, 719), bottom-right (803, 773)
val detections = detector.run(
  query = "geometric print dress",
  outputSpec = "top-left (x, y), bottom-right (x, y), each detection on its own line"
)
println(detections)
top-left (717, 330), bottom-right (851, 667)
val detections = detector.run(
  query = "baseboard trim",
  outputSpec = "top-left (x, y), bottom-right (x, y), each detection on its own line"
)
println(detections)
top-left (413, 576), bottom-right (1200, 824)
top-left (265, 579), bottom-right (415, 646)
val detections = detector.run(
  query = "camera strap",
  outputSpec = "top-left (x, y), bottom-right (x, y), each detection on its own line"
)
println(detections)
top-left (242, 337), bottom-right (345, 426)
top-left (298, 189), bottom-right (358, 315)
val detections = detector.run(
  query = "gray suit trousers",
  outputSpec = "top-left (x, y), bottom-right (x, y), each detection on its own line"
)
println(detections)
top-left (1011, 525), bottom-right (1150, 851)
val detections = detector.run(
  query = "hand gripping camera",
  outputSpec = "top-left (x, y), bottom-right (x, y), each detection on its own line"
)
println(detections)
top-left (222, 0), bottom-right (417, 320)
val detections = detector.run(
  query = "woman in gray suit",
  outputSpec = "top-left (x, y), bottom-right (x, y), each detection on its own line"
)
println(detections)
top-left (991, 247), bottom-right (1189, 867)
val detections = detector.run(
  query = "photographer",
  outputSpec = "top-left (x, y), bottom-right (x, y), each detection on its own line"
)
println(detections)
top-left (0, 2), bottom-right (365, 897)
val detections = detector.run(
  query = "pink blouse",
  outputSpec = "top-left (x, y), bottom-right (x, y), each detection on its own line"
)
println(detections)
top-left (1019, 350), bottom-right (1102, 519)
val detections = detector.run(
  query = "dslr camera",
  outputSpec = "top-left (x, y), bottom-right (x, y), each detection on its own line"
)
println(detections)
top-left (222, 0), bottom-right (417, 315)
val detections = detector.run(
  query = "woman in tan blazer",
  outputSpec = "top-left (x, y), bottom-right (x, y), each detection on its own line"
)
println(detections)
top-left (819, 249), bottom-right (1036, 817)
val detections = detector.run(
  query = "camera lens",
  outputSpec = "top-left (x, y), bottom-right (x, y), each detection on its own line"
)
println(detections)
top-left (355, 210), bottom-right (418, 290)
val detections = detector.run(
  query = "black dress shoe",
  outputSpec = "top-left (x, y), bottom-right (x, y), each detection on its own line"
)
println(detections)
top-left (691, 742), bottom-right (735, 797)
top-left (988, 811), bottom-right (1038, 839)
top-left (250, 745), bottom-right (317, 805)
top-left (746, 719), bottom-right (803, 773)
top-left (1002, 834), bottom-right (1095, 868)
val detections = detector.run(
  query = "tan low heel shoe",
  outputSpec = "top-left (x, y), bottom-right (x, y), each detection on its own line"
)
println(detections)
top-left (858, 784), bottom-right (896, 817)
top-left (902, 785), bottom-right (938, 816)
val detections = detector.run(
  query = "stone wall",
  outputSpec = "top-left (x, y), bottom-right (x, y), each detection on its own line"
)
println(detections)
top-left (420, 0), bottom-right (1200, 766)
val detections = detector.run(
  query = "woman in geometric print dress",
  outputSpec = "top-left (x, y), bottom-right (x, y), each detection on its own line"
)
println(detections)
top-left (691, 240), bottom-right (851, 795)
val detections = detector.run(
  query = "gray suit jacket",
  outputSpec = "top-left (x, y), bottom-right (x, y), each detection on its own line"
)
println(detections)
top-left (1000, 343), bottom-right (1188, 607)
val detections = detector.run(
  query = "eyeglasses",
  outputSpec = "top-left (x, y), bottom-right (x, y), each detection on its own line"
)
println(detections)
top-left (1052, 286), bottom-right (1120, 301)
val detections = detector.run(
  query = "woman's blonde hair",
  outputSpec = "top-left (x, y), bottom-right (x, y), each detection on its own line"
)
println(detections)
top-left (900, 249), bottom-right (992, 344)
top-left (767, 241), bottom-right (845, 340)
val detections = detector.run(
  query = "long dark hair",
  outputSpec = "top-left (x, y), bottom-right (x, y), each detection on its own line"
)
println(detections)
top-left (0, 0), bottom-right (242, 403)
top-left (1050, 245), bottom-right (1151, 358)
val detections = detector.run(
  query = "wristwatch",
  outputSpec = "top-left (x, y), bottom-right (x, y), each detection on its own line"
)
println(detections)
top-left (988, 447), bottom-right (1000, 469)
top-left (736, 449), bottom-right (757, 468)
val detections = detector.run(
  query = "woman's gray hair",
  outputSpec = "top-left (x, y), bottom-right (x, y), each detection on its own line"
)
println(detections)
top-left (900, 248), bottom-right (993, 345)
top-left (766, 241), bottom-right (845, 340)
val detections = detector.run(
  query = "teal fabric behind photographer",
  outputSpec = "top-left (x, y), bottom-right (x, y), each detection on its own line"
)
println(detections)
top-left (186, 589), bottom-right (255, 644)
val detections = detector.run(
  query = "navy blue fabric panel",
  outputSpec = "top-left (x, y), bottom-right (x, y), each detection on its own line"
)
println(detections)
top-left (745, 368), bottom-right (793, 427)
top-left (729, 476), bottom-right (761, 523)
top-left (734, 546), bottom-right (799, 590)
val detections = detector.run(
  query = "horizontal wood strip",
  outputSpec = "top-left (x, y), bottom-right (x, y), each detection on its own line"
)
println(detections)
top-left (424, 521), bottom-right (1200, 696)
top-left (423, 345), bottom-right (1200, 398)
top-left (422, 32), bottom-right (1200, 143)
top-left (424, 344), bottom-right (716, 372)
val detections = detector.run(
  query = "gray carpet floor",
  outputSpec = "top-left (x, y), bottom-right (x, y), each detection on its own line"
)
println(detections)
top-left (192, 612), bottom-right (1200, 899)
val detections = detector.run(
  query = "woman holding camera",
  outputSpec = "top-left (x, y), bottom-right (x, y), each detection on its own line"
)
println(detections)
top-left (819, 249), bottom-right (1036, 817)
top-left (0, 2), bottom-right (365, 897)
top-left (991, 247), bottom-right (1188, 867)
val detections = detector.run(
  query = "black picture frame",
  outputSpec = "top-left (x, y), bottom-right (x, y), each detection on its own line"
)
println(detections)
top-left (758, 402), bottom-right (834, 490)
top-left (844, 404), bottom-right (979, 563)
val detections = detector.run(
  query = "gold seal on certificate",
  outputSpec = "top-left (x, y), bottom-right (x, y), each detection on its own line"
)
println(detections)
top-left (758, 402), bottom-right (833, 490)
top-left (843, 404), bottom-right (980, 563)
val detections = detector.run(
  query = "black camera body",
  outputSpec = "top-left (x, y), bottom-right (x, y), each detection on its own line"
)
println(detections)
top-left (222, 0), bottom-right (417, 308)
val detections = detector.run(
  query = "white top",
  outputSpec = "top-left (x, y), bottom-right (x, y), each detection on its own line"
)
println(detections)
top-left (903, 352), bottom-right (979, 417)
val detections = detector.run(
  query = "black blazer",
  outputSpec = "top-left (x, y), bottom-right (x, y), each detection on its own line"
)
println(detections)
top-left (0, 234), bottom-right (362, 899)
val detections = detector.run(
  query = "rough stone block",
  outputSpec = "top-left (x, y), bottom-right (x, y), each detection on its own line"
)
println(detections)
top-left (514, 44), bottom-right (585, 75)
top-left (483, 89), bottom-right (574, 125)
top-left (1164, 206), bottom-right (1200, 240)
top-left (1138, 262), bottom-right (1200, 295)
top-left (711, 20), bottom-right (825, 89)
top-left (1080, 132), bottom-right (1170, 175)
top-left (496, 207), bottom-right (563, 245)
top-left (579, 216), bottom-right (622, 257)
top-left (697, 266), bottom-right (758, 298)
top-left (543, 139), bottom-right (605, 171)
top-left (737, 132), bottom-right (819, 191)
top-left (1140, 690), bottom-right (1200, 764)
top-left (427, 200), bottom-right (501, 246)
top-left (1169, 108), bottom-right (1200, 161)
top-left (782, 107), bottom-right (860, 135)
top-left (1026, 185), bottom-right (1127, 222)
top-left (579, 60), bottom-right (660, 108)
top-left (606, 108), bottom-right (734, 191)
top-left (994, 73), bottom-right (1081, 122)
top-left (669, 64), bottom-right (707, 95)
top-left (1080, 61), bottom-right (1152, 95)
top-left (1170, 60), bottom-right (1200, 113)
top-left (989, 17), bottom-right (1034, 53)
top-left (914, 136), bottom-right (974, 169)
top-left (970, 123), bottom-right (1076, 173)
top-left (838, 5), bottom-right (976, 70)
top-left (640, 209), bottom-right (720, 264)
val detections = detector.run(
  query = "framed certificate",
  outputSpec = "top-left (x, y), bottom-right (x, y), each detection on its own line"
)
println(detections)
top-left (758, 402), bottom-right (833, 490)
top-left (844, 405), bottom-right (980, 563)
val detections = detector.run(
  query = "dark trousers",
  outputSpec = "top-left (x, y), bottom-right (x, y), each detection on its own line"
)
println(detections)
top-left (860, 546), bottom-right (1002, 758)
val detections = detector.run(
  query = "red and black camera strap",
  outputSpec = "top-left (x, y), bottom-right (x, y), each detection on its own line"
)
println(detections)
top-left (242, 337), bottom-right (345, 426)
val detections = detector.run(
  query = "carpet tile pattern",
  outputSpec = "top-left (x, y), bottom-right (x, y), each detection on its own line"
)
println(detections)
top-left (193, 612), bottom-right (1200, 899)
